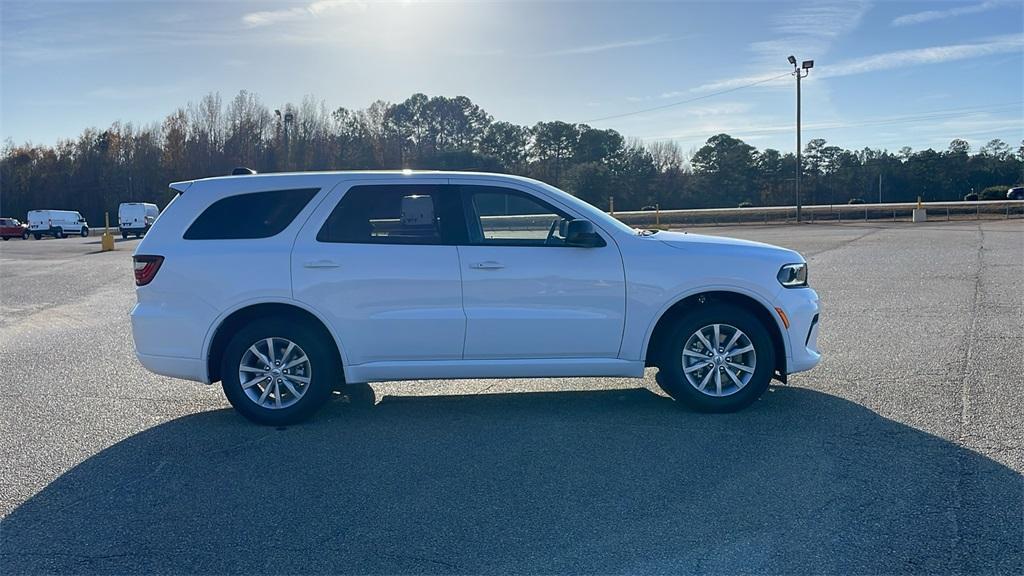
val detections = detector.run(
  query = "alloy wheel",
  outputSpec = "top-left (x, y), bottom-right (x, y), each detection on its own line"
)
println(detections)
top-left (238, 337), bottom-right (312, 409)
top-left (681, 323), bottom-right (757, 397)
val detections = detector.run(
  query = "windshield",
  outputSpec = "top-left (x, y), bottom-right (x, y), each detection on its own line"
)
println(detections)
top-left (532, 180), bottom-right (636, 236)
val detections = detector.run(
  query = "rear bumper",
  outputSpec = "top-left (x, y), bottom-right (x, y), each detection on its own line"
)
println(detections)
top-left (131, 298), bottom-right (215, 383)
top-left (136, 352), bottom-right (209, 383)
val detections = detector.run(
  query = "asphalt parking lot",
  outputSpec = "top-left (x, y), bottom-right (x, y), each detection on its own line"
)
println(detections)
top-left (1, 220), bottom-right (1022, 574)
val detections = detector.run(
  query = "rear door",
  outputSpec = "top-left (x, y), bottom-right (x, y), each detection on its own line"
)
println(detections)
top-left (291, 179), bottom-right (467, 365)
top-left (455, 182), bottom-right (626, 359)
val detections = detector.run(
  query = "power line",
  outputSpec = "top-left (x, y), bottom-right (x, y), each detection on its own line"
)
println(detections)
top-left (582, 72), bottom-right (792, 124)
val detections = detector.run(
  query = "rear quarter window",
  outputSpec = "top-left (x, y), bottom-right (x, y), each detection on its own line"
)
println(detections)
top-left (184, 188), bottom-right (319, 240)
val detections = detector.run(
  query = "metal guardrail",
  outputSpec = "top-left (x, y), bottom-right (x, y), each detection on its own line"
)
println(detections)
top-left (609, 200), bottom-right (1024, 227)
top-left (365, 200), bottom-right (1024, 235)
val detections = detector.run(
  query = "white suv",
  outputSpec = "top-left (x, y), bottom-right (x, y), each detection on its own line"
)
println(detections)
top-left (131, 171), bottom-right (820, 425)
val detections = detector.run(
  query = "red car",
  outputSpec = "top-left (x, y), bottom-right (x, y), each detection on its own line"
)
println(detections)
top-left (0, 217), bottom-right (30, 240)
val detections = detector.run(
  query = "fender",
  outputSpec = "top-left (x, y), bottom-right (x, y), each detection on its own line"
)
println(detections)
top-left (200, 296), bottom-right (351, 384)
top-left (637, 283), bottom-right (791, 364)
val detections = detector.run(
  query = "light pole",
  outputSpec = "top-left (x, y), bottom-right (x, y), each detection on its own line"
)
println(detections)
top-left (275, 109), bottom-right (294, 170)
top-left (788, 55), bottom-right (813, 222)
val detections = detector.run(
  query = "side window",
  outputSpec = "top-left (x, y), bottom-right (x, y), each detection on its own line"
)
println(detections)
top-left (462, 186), bottom-right (572, 246)
top-left (317, 184), bottom-right (461, 245)
top-left (184, 188), bottom-right (318, 240)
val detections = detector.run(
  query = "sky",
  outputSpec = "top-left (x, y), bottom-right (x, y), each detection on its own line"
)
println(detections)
top-left (2, 0), bottom-right (1022, 155)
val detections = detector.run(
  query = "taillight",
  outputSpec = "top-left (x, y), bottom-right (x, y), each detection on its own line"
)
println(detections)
top-left (133, 255), bottom-right (164, 286)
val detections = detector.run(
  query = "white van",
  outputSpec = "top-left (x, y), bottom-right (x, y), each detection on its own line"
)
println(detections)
top-left (27, 210), bottom-right (90, 239)
top-left (118, 203), bottom-right (160, 239)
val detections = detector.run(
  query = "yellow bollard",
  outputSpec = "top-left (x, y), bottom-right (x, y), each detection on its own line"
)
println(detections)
top-left (101, 212), bottom-right (115, 251)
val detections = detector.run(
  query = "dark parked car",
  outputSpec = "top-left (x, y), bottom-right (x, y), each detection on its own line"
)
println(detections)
top-left (1008, 186), bottom-right (1024, 200)
top-left (0, 217), bottom-right (29, 240)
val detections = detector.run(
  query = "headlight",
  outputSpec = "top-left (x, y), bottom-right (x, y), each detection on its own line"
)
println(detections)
top-left (777, 263), bottom-right (808, 288)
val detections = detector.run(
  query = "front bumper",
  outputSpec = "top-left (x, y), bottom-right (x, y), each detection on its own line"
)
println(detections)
top-left (775, 287), bottom-right (821, 374)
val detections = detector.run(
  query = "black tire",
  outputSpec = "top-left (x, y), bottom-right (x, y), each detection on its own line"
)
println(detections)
top-left (33, 233), bottom-right (41, 240)
top-left (654, 303), bottom-right (776, 413)
top-left (80, 227), bottom-right (89, 237)
top-left (22, 231), bottom-right (29, 240)
top-left (221, 317), bottom-right (339, 425)
top-left (54, 228), bottom-right (64, 239)
top-left (134, 232), bottom-right (141, 239)
top-left (122, 231), bottom-right (129, 240)
top-left (2, 237), bottom-right (7, 241)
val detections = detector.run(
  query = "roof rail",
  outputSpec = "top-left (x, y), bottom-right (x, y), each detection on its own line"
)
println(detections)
top-left (232, 167), bottom-right (257, 175)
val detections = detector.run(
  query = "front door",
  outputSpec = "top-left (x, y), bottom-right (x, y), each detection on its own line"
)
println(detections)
top-left (292, 180), bottom-right (467, 365)
top-left (455, 183), bottom-right (626, 359)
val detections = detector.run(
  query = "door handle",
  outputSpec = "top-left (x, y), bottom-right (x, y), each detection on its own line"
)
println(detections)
top-left (303, 260), bottom-right (340, 269)
top-left (470, 261), bottom-right (504, 270)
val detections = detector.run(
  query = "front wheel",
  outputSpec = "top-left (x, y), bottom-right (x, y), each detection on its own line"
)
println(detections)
top-left (33, 233), bottom-right (41, 240)
top-left (54, 228), bottom-right (64, 239)
top-left (80, 227), bottom-right (89, 237)
top-left (655, 304), bottom-right (776, 413)
top-left (221, 317), bottom-right (338, 425)
top-left (22, 231), bottom-right (29, 240)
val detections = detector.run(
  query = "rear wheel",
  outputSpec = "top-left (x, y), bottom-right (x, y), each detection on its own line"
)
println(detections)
top-left (221, 317), bottom-right (338, 425)
top-left (655, 304), bottom-right (775, 413)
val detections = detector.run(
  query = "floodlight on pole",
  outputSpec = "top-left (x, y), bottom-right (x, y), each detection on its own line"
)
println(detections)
top-left (789, 55), bottom-right (812, 223)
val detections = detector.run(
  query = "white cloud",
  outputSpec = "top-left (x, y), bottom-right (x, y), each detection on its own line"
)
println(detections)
top-left (817, 34), bottom-right (1024, 78)
top-left (539, 34), bottom-right (674, 56)
top-left (242, 0), bottom-right (365, 28)
top-left (687, 2), bottom-right (868, 95)
top-left (748, 1), bottom-right (871, 68)
top-left (693, 34), bottom-right (1024, 92)
top-left (892, 0), bottom-right (1003, 27)
top-left (86, 84), bottom-right (185, 101)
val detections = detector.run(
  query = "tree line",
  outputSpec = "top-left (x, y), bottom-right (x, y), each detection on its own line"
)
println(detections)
top-left (2, 90), bottom-right (1022, 225)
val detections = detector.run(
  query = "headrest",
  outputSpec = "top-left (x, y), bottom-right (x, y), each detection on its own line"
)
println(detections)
top-left (400, 195), bottom-right (434, 226)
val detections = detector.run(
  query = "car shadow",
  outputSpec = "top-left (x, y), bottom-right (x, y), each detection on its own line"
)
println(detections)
top-left (1, 387), bottom-right (1020, 574)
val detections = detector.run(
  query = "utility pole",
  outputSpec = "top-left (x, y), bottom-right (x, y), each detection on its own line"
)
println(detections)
top-left (788, 56), bottom-right (813, 222)
top-left (878, 172), bottom-right (883, 204)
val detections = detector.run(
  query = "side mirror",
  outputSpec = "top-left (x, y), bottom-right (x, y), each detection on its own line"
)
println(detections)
top-left (564, 219), bottom-right (605, 248)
